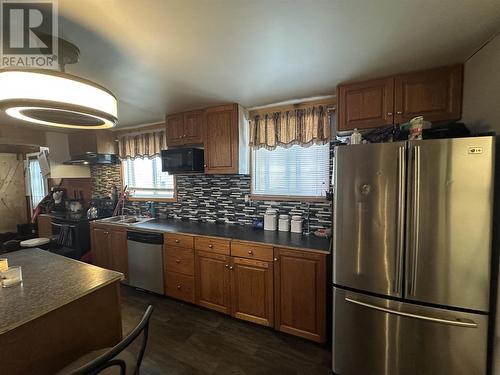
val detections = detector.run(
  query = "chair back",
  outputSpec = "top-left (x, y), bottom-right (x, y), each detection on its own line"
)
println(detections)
top-left (68, 305), bottom-right (154, 375)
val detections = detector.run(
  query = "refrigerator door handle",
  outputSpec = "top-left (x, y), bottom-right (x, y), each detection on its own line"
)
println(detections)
top-left (394, 145), bottom-right (406, 294)
top-left (345, 296), bottom-right (478, 328)
top-left (409, 145), bottom-right (421, 296)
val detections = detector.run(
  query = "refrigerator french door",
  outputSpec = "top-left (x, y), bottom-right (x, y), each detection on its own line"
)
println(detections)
top-left (332, 137), bottom-right (495, 375)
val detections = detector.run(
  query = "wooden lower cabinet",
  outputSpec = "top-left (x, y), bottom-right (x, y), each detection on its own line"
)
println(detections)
top-left (195, 250), bottom-right (231, 314)
top-left (231, 257), bottom-right (274, 327)
top-left (90, 225), bottom-right (128, 281)
top-left (274, 248), bottom-right (327, 343)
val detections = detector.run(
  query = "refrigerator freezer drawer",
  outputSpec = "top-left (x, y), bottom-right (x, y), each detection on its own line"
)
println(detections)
top-left (333, 287), bottom-right (488, 375)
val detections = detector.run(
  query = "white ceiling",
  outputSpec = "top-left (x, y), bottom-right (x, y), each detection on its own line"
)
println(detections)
top-left (4, 0), bottom-right (500, 129)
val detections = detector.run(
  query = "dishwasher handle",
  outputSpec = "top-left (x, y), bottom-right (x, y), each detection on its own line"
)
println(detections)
top-left (127, 231), bottom-right (163, 244)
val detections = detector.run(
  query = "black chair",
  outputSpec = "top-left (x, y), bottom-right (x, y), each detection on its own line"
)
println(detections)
top-left (58, 305), bottom-right (154, 375)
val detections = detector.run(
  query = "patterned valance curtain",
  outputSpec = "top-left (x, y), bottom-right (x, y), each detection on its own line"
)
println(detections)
top-left (249, 106), bottom-right (331, 150)
top-left (118, 129), bottom-right (166, 159)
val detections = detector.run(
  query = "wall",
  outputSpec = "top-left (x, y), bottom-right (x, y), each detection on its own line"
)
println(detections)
top-left (0, 153), bottom-right (27, 232)
top-left (462, 32), bottom-right (500, 375)
top-left (90, 143), bottom-right (334, 229)
top-left (0, 124), bottom-right (47, 147)
top-left (45, 132), bottom-right (91, 179)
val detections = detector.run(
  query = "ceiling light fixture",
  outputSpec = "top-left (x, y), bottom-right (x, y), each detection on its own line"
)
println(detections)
top-left (0, 35), bottom-right (117, 129)
top-left (0, 69), bottom-right (118, 129)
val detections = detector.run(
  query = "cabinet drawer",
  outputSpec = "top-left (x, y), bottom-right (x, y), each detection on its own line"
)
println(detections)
top-left (165, 233), bottom-right (193, 249)
top-left (165, 272), bottom-right (195, 303)
top-left (231, 241), bottom-right (273, 261)
top-left (195, 236), bottom-right (230, 255)
top-left (165, 246), bottom-right (194, 276)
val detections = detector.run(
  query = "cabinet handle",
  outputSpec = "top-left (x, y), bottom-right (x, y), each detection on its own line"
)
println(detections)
top-left (248, 250), bottom-right (253, 255)
top-left (176, 284), bottom-right (181, 289)
top-left (175, 239), bottom-right (180, 243)
top-left (204, 164), bottom-right (207, 168)
top-left (175, 259), bottom-right (181, 264)
top-left (396, 111), bottom-right (403, 115)
top-left (387, 112), bottom-right (393, 116)
top-left (274, 257), bottom-right (279, 262)
top-left (208, 244), bottom-right (213, 249)
top-left (225, 264), bottom-right (229, 268)
top-left (229, 266), bottom-right (234, 270)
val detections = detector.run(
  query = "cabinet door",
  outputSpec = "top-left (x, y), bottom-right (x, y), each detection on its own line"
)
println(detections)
top-left (108, 229), bottom-right (128, 281)
top-left (92, 227), bottom-right (110, 269)
top-left (394, 65), bottom-right (463, 123)
top-left (274, 248), bottom-right (326, 343)
top-left (231, 257), bottom-right (274, 327)
top-left (195, 250), bottom-right (231, 314)
top-left (337, 77), bottom-right (394, 131)
top-left (204, 104), bottom-right (238, 174)
top-left (166, 114), bottom-right (184, 146)
top-left (183, 110), bottom-right (204, 144)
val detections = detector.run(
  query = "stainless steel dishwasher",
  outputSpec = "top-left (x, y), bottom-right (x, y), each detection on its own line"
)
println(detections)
top-left (126, 231), bottom-right (164, 294)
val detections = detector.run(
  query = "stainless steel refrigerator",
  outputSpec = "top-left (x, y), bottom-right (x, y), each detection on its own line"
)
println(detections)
top-left (332, 137), bottom-right (495, 375)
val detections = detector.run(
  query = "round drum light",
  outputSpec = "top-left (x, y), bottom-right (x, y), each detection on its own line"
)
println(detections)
top-left (0, 69), bottom-right (118, 129)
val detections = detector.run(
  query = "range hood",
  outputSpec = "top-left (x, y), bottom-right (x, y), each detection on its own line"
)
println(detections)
top-left (64, 152), bottom-right (117, 165)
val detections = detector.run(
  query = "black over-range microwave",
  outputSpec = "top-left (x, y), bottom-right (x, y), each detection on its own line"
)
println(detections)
top-left (161, 148), bottom-right (204, 173)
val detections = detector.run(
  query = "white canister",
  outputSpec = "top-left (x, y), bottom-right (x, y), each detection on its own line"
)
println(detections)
top-left (278, 214), bottom-right (290, 232)
top-left (264, 208), bottom-right (278, 231)
top-left (290, 215), bottom-right (303, 233)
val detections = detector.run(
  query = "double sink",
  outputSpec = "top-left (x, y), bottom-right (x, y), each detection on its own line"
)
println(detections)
top-left (96, 215), bottom-right (154, 226)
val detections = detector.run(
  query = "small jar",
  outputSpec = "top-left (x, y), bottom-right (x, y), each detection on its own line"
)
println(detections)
top-left (264, 208), bottom-right (278, 231)
top-left (278, 214), bottom-right (290, 232)
top-left (290, 215), bottom-right (303, 233)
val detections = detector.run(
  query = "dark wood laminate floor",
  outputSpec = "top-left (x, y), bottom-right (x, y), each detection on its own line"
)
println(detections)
top-left (120, 286), bottom-right (332, 375)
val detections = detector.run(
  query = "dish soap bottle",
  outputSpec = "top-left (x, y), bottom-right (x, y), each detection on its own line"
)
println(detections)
top-left (350, 128), bottom-right (362, 144)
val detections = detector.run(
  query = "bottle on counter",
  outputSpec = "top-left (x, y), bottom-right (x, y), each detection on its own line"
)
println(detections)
top-left (264, 208), bottom-right (278, 231)
top-left (350, 128), bottom-right (362, 145)
top-left (278, 214), bottom-right (290, 232)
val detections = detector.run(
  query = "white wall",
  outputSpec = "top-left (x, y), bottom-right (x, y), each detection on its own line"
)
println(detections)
top-left (462, 32), bottom-right (500, 375)
top-left (45, 132), bottom-right (90, 179)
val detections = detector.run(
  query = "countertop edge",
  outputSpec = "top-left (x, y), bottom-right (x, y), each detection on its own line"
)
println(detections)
top-left (0, 273), bottom-right (123, 336)
top-left (92, 221), bottom-right (331, 254)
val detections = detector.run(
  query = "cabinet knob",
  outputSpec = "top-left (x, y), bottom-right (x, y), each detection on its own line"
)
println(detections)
top-left (175, 239), bottom-right (180, 243)
top-left (208, 244), bottom-right (213, 249)
top-left (274, 257), bottom-right (279, 262)
top-left (204, 164), bottom-right (207, 168)
top-left (176, 284), bottom-right (181, 289)
top-left (248, 250), bottom-right (253, 255)
top-left (229, 266), bottom-right (234, 270)
top-left (396, 111), bottom-right (403, 115)
top-left (225, 264), bottom-right (229, 268)
top-left (175, 259), bottom-right (181, 264)
top-left (387, 112), bottom-right (393, 116)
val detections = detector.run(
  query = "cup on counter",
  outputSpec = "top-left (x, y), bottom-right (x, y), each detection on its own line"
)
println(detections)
top-left (0, 258), bottom-right (8, 272)
top-left (1, 266), bottom-right (22, 288)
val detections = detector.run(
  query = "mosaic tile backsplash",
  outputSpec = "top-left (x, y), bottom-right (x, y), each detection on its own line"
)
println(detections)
top-left (91, 144), bottom-right (334, 229)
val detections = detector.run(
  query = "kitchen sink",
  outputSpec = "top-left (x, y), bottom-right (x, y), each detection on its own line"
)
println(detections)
top-left (96, 215), bottom-right (154, 226)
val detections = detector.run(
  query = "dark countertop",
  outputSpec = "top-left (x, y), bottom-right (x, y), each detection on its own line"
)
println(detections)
top-left (128, 219), bottom-right (331, 253)
top-left (0, 248), bottom-right (123, 335)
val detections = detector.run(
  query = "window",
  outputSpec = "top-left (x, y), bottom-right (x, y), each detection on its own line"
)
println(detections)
top-left (122, 156), bottom-right (175, 199)
top-left (252, 144), bottom-right (330, 198)
top-left (27, 153), bottom-right (47, 209)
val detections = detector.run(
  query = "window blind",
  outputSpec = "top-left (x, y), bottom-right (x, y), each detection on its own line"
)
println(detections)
top-left (122, 156), bottom-right (175, 198)
top-left (252, 144), bottom-right (330, 197)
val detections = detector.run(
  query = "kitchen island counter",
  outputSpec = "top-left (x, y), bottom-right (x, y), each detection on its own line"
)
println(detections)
top-left (0, 248), bottom-right (123, 374)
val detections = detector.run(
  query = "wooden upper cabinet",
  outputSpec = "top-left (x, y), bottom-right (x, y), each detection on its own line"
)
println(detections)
top-left (394, 64), bottom-right (463, 123)
top-left (231, 257), bottom-right (274, 327)
top-left (195, 250), bottom-right (231, 314)
top-left (337, 77), bottom-right (394, 131)
top-left (68, 130), bottom-right (116, 157)
top-left (274, 248), bottom-right (326, 343)
top-left (183, 110), bottom-right (204, 144)
top-left (204, 104), bottom-right (239, 174)
top-left (165, 114), bottom-right (184, 146)
top-left (336, 64), bottom-right (463, 131)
